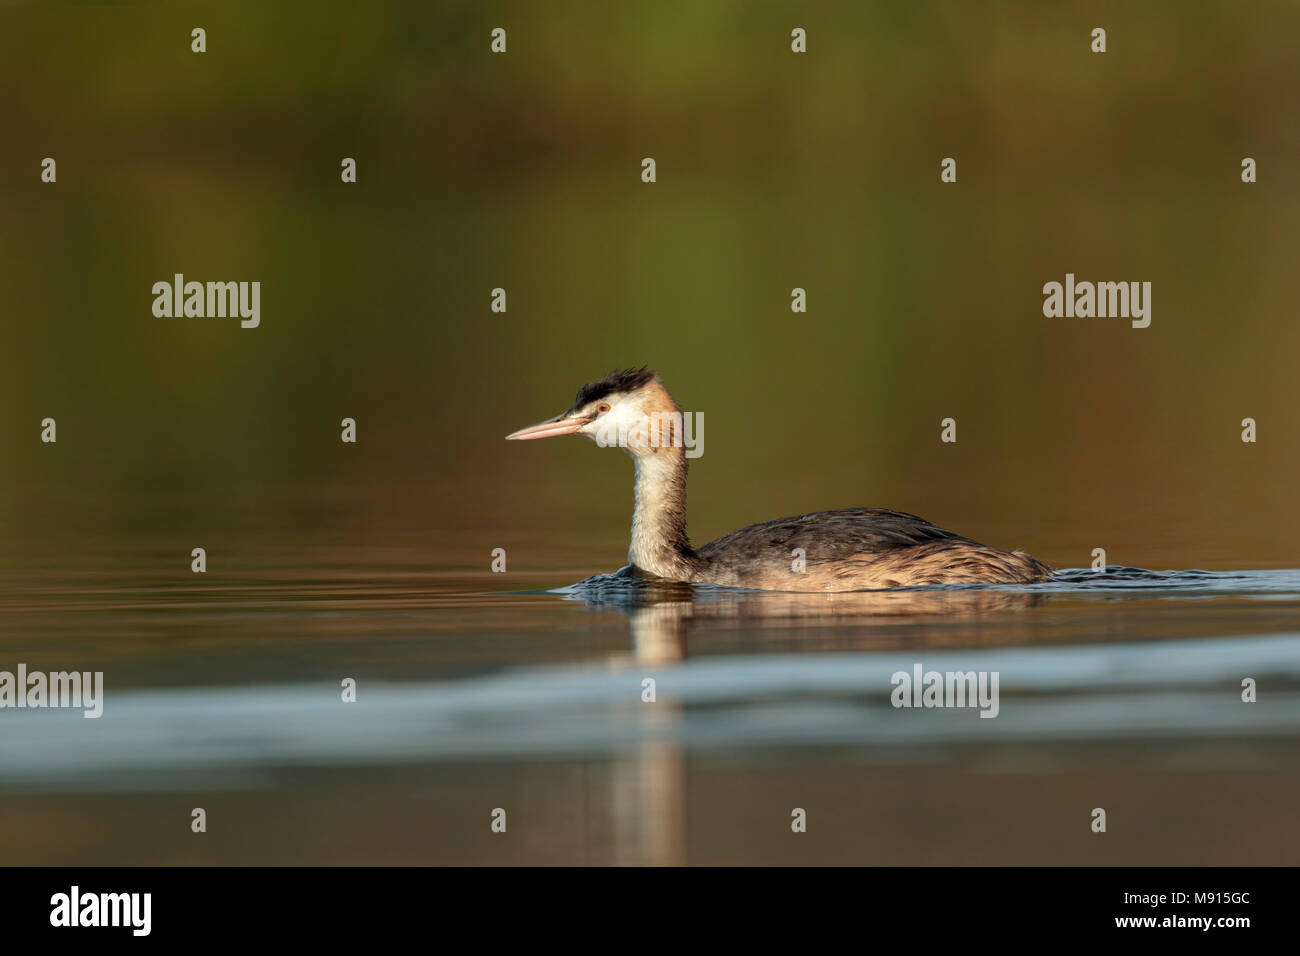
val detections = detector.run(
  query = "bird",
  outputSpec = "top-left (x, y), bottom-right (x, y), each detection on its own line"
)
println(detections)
top-left (506, 368), bottom-right (1052, 592)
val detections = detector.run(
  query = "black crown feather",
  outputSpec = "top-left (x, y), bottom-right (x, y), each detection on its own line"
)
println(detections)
top-left (568, 367), bottom-right (658, 412)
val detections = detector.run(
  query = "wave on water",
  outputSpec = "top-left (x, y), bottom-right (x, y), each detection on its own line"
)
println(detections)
top-left (555, 565), bottom-right (1300, 609)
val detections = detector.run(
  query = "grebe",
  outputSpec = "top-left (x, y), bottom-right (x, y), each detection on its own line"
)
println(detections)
top-left (506, 368), bottom-right (1052, 592)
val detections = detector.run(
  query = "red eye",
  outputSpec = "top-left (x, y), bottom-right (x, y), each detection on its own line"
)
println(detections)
top-left (597, 402), bottom-right (611, 413)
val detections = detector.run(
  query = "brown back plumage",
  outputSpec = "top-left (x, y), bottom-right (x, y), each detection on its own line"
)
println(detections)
top-left (693, 509), bottom-right (1051, 591)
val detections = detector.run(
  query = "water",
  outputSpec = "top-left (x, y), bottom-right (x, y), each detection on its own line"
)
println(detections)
top-left (2, 560), bottom-right (1298, 865)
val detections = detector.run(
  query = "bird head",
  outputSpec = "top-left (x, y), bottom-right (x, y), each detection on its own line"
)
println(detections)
top-left (505, 367), bottom-right (684, 457)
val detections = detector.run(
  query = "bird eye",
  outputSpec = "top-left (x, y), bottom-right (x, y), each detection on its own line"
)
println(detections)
top-left (597, 402), bottom-right (611, 413)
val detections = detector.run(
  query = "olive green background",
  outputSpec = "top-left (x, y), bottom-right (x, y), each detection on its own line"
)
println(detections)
top-left (2, 0), bottom-right (1297, 574)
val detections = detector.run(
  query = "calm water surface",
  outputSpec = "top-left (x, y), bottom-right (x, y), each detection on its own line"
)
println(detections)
top-left (2, 555), bottom-right (1298, 865)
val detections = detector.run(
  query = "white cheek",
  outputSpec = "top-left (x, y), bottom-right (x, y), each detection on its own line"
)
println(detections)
top-left (587, 403), bottom-right (641, 447)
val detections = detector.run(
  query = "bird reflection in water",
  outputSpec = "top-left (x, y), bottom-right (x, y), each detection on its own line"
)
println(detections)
top-left (563, 565), bottom-right (1046, 664)
top-left (557, 567), bottom-right (1044, 864)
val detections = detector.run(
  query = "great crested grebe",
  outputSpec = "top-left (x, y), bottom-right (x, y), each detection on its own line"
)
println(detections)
top-left (506, 368), bottom-right (1052, 592)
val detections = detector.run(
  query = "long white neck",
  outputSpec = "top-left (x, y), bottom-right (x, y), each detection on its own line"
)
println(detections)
top-left (629, 449), bottom-right (696, 580)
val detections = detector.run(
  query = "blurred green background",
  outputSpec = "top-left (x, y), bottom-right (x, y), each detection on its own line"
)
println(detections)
top-left (2, 0), bottom-right (1297, 575)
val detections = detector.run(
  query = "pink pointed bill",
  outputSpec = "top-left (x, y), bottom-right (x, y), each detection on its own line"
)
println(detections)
top-left (505, 415), bottom-right (590, 441)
